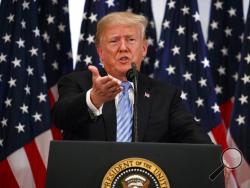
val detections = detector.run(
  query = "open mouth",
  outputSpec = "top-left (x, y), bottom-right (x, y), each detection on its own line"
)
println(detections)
top-left (118, 56), bottom-right (130, 63)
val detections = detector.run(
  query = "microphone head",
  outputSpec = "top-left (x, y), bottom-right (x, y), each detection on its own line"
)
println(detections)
top-left (126, 68), bottom-right (134, 82)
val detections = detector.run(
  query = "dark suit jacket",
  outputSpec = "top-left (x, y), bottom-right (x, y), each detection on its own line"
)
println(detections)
top-left (52, 70), bottom-right (211, 144)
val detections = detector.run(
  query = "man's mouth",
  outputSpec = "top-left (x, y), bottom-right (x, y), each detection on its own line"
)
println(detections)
top-left (118, 56), bottom-right (130, 63)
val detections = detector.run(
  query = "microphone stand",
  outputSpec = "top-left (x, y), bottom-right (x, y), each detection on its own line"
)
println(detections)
top-left (131, 63), bottom-right (138, 142)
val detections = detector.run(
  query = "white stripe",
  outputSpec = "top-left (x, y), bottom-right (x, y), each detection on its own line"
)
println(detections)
top-left (208, 131), bottom-right (218, 144)
top-left (50, 84), bottom-right (59, 101)
top-left (35, 129), bottom-right (53, 168)
top-left (7, 148), bottom-right (36, 188)
top-left (227, 131), bottom-right (250, 187)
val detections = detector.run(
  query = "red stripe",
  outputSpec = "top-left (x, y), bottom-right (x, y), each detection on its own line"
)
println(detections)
top-left (0, 160), bottom-right (19, 188)
top-left (211, 123), bottom-right (228, 151)
top-left (219, 99), bottom-right (233, 129)
top-left (48, 89), bottom-right (55, 109)
top-left (51, 126), bottom-right (63, 140)
top-left (24, 141), bottom-right (46, 188)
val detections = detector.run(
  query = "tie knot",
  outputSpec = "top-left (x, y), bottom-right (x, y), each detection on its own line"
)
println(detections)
top-left (121, 82), bottom-right (131, 92)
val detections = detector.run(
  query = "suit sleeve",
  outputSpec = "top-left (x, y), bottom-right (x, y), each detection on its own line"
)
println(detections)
top-left (168, 89), bottom-right (212, 144)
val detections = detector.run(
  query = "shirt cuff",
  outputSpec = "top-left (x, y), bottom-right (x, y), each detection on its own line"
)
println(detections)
top-left (86, 89), bottom-right (103, 116)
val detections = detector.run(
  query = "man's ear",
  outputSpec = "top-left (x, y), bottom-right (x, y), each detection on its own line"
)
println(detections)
top-left (96, 46), bottom-right (103, 60)
top-left (142, 39), bottom-right (148, 57)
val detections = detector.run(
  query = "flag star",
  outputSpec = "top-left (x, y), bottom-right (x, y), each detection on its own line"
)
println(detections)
top-left (0, 138), bottom-right (3, 147)
top-left (143, 57), bottom-right (150, 65)
top-left (7, 14), bottom-right (15, 23)
top-left (211, 103), bottom-right (220, 113)
top-left (63, 5), bottom-right (69, 13)
top-left (33, 112), bottom-right (42, 122)
top-left (210, 20), bottom-right (219, 30)
top-left (239, 33), bottom-right (244, 43)
top-left (165, 65), bottom-right (176, 75)
top-left (20, 104), bottom-right (29, 114)
top-left (228, 7), bottom-right (236, 17)
top-left (56, 43), bottom-right (61, 50)
top-left (42, 32), bottom-right (50, 43)
top-left (215, 85), bottom-right (223, 94)
top-left (192, 32), bottom-right (198, 41)
top-left (37, 92), bottom-right (47, 103)
top-left (58, 23), bottom-right (66, 32)
top-left (79, 33), bottom-right (84, 42)
top-left (154, 59), bottom-right (159, 69)
top-left (198, 77), bottom-right (207, 87)
top-left (195, 97), bottom-right (204, 107)
top-left (176, 25), bottom-right (185, 35)
top-left (47, 15), bottom-right (55, 24)
top-left (15, 123), bottom-right (25, 133)
top-left (52, 0), bottom-right (58, 4)
top-left (149, 21), bottom-right (155, 28)
top-left (147, 37), bottom-right (154, 46)
top-left (194, 117), bottom-right (201, 122)
top-left (1, 117), bottom-right (8, 128)
top-left (244, 53), bottom-right (250, 64)
top-left (158, 40), bottom-right (165, 49)
top-left (24, 85), bottom-right (31, 95)
top-left (16, 38), bottom-right (25, 48)
top-left (241, 74), bottom-right (250, 84)
top-left (89, 13), bottom-right (98, 23)
top-left (105, 0), bottom-right (115, 7)
top-left (217, 66), bottom-right (226, 76)
top-left (86, 34), bottom-right (95, 45)
top-left (162, 19), bottom-right (170, 29)
top-left (214, 0), bottom-right (223, 10)
top-left (20, 19), bottom-right (26, 29)
top-left (221, 47), bottom-right (228, 56)
top-left (5, 98), bottom-right (12, 107)
top-left (238, 94), bottom-right (248, 105)
top-left (22, 1), bottom-right (29, 9)
top-left (187, 51), bottom-right (196, 62)
top-left (180, 91), bottom-right (188, 100)
top-left (236, 52), bottom-right (241, 62)
top-left (181, 5), bottom-right (190, 15)
top-left (0, 53), bottom-right (7, 63)
top-left (11, 57), bottom-right (21, 68)
top-left (29, 47), bottom-right (38, 56)
top-left (224, 27), bottom-right (232, 37)
top-left (82, 12), bottom-right (87, 20)
top-left (41, 74), bottom-right (47, 83)
top-left (8, 77), bottom-right (17, 88)
top-left (182, 71), bottom-right (192, 81)
top-left (207, 40), bottom-right (214, 50)
top-left (168, 0), bottom-right (176, 9)
top-left (52, 61), bottom-right (59, 70)
top-left (33, 27), bottom-right (40, 37)
top-left (201, 57), bottom-right (210, 68)
top-left (247, 35), bottom-right (250, 41)
top-left (192, 12), bottom-right (200, 22)
top-left (67, 51), bottom-right (73, 59)
top-left (235, 115), bottom-right (245, 125)
top-left (26, 66), bottom-right (34, 76)
top-left (84, 55), bottom-right (92, 65)
top-left (76, 54), bottom-right (81, 62)
top-left (0, 74), bottom-right (2, 82)
top-left (232, 72), bottom-right (239, 81)
top-left (171, 45), bottom-right (180, 55)
top-left (2, 33), bottom-right (11, 43)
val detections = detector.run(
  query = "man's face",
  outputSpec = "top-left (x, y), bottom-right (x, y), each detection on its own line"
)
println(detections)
top-left (97, 24), bottom-right (148, 80)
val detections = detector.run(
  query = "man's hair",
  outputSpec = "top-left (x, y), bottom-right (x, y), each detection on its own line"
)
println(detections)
top-left (95, 11), bottom-right (148, 46)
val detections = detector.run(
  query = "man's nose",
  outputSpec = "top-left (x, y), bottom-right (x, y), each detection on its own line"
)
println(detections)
top-left (119, 38), bottom-right (128, 51)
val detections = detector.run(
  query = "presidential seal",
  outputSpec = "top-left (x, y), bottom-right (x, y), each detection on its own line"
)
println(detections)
top-left (101, 157), bottom-right (170, 188)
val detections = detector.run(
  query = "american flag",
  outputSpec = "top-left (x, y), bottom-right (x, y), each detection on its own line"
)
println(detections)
top-left (75, 0), bottom-right (157, 76)
top-left (207, 0), bottom-right (244, 129)
top-left (153, 0), bottom-right (238, 186)
top-left (0, 0), bottom-right (73, 187)
top-left (229, 1), bottom-right (250, 187)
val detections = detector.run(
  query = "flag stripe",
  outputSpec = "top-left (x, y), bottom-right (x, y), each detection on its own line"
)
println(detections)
top-left (7, 148), bottom-right (36, 188)
top-left (0, 160), bottom-right (19, 188)
top-left (24, 141), bottom-right (46, 188)
top-left (220, 100), bottom-right (234, 129)
top-left (211, 123), bottom-right (228, 150)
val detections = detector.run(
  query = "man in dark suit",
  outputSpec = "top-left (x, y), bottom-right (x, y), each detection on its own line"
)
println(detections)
top-left (52, 11), bottom-right (211, 144)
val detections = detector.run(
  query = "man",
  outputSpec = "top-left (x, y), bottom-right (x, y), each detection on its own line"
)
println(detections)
top-left (52, 12), bottom-right (211, 143)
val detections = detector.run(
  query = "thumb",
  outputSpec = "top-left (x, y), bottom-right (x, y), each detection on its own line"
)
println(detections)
top-left (88, 65), bottom-right (100, 80)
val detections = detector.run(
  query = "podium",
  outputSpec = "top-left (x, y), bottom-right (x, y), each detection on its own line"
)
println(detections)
top-left (46, 141), bottom-right (225, 188)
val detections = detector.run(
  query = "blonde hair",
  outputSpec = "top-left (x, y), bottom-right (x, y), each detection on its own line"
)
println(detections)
top-left (95, 11), bottom-right (148, 46)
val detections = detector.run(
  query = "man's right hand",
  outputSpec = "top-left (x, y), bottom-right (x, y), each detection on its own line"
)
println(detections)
top-left (88, 65), bottom-right (122, 108)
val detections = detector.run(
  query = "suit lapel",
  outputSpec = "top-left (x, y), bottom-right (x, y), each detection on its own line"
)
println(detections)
top-left (102, 100), bottom-right (116, 141)
top-left (137, 74), bottom-right (152, 141)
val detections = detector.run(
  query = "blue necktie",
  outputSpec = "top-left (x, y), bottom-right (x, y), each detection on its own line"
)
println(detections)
top-left (116, 82), bottom-right (133, 142)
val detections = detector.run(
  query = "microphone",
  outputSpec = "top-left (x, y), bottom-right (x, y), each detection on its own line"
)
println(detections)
top-left (126, 63), bottom-right (138, 142)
